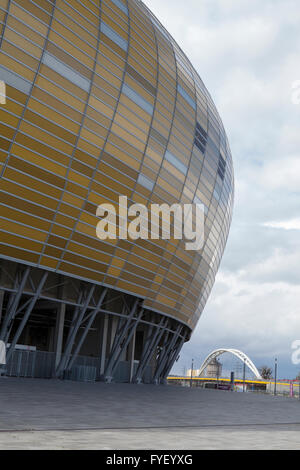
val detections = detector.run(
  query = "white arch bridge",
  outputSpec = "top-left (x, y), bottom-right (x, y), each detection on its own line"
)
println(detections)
top-left (198, 348), bottom-right (262, 380)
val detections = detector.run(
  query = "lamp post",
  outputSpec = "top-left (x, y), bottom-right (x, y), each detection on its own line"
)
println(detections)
top-left (190, 358), bottom-right (194, 388)
top-left (243, 358), bottom-right (246, 392)
top-left (274, 358), bottom-right (278, 396)
top-left (230, 371), bottom-right (235, 391)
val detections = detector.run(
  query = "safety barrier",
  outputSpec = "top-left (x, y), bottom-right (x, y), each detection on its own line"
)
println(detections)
top-left (2, 349), bottom-right (152, 383)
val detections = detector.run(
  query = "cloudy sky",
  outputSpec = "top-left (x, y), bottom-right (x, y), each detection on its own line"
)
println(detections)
top-left (145, 0), bottom-right (300, 378)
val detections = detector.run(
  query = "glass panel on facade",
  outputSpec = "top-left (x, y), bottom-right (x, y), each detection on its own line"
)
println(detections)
top-left (110, 0), bottom-right (128, 15)
top-left (0, 64), bottom-right (31, 94)
top-left (100, 21), bottom-right (128, 51)
top-left (137, 173), bottom-right (155, 191)
top-left (165, 150), bottom-right (188, 176)
top-left (122, 83), bottom-right (153, 115)
top-left (177, 84), bottom-right (196, 110)
top-left (42, 52), bottom-right (91, 92)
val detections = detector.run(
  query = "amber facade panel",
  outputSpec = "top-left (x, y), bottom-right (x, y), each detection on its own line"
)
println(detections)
top-left (0, 0), bottom-right (234, 331)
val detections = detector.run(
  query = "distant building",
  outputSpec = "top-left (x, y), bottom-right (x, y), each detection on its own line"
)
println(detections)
top-left (186, 369), bottom-right (200, 377)
top-left (204, 358), bottom-right (222, 378)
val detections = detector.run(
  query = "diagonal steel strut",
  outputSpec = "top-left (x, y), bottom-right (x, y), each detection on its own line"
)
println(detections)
top-left (161, 332), bottom-right (187, 380)
top-left (0, 266), bottom-right (30, 342)
top-left (152, 324), bottom-right (182, 383)
top-left (133, 317), bottom-right (168, 383)
top-left (55, 284), bottom-right (95, 377)
top-left (103, 299), bottom-right (139, 381)
top-left (6, 271), bottom-right (48, 362)
top-left (65, 288), bottom-right (108, 372)
top-left (109, 308), bottom-right (144, 379)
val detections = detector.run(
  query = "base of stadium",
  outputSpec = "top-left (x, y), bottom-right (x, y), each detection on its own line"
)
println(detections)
top-left (0, 258), bottom-right (190, 384)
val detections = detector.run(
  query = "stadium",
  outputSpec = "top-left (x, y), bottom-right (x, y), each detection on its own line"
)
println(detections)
top-left (0, 0), bottom-right (234, 383)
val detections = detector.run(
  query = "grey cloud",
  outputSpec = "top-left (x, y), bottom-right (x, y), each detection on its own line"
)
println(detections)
top-left (145, 0), bottom-right (300, 378)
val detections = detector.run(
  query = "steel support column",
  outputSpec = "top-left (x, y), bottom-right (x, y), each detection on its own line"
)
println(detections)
top-left (54, 303), bottom-right (66, 368)
top-left (109, 308), bottom-right (144, 381)
top-left (65, 288), bottom-right (107, 372)
top-left (55, 284), bottom-right (95, 377)
top-left (103, 299), bottom-right (140, 382)
top-left (0, 290), bottom-right (4, 326)
top-left (128, 328), bottom-right (136, 383)
top-left (152, 325), bottom-right (182, 384)
top-left (103, 299), bottom-right (139, 377)
top-left (100, 314), bottom-right (108, 375)
top-left (152, 327), bottom-right (172, 378)
top-left (133, 318), bottom-right (168, 384)
top-left (63, 291), bottom-right (84, 348)
top-left (110, 315), bottom-right (122, 354)
top-left (160, 326), bottom-right (183, 380)
top-left (0, 266), bottom-right (30, 342)
top-left (6, 271), bottom-right (48, 362)
top-left (161, 332), bottom-right (187, 381)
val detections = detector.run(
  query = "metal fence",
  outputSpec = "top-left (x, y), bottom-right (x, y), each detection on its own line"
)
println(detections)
top-left (5, 350), bottom-right (55, 378)
top-left (2, 349), bottom-right (153, 383)
top-left (4, 350), bottom-right (98, 382)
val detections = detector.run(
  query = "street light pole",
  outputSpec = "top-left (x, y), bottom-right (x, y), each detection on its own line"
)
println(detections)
top-left (190, 358), bottom-right (194, 388)
top-left (243, 358), bottom-right (246, 392)
top-left (274, 358), bottom-right (278, 396)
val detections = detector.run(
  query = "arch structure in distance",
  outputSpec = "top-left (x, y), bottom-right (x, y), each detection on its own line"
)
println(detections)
top-left (198, 348), bottom-right (262, 380)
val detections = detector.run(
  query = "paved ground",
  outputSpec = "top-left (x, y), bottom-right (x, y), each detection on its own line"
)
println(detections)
top-left (1, 377), bottom-right (300, 449)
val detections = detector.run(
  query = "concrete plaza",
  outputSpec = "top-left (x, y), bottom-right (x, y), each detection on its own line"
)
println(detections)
top-left (1, 377), bottom-right (300, 449)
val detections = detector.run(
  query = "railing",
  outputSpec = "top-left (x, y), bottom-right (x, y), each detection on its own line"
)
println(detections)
top-left (5, 350), bottom-right (55, 378)
top-left (3, 349), bottom-right (98, 382)
top-left (1, 349), bottom-right (153, 383)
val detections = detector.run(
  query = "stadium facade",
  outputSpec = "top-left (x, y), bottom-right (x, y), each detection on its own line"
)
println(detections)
top-left (0, 0), bottom-right (234, 383)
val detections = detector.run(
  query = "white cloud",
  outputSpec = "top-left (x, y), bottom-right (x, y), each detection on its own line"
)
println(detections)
top-left (186, 17), bottom-right (278, 65)
top-left (258, 157), bottom-right (300, 191)
top-left (240, 247), bottom-right (300, 285)
top-left (264, 219), bottom-right (300, 230)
